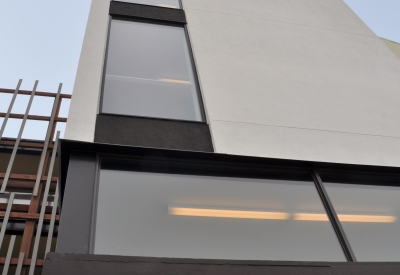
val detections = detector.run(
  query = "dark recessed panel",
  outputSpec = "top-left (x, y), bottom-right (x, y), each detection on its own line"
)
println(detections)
top-left (94, 114), bottom-right (214, 152)
top-left (55, 152), bottom-right (97, 254)
top-left (43, 253), bottom-right (400, 275)
top-left (110, 1), bottom-right (186, 23)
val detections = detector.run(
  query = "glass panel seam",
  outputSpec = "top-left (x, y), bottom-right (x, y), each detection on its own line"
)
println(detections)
top-left (312, 170), bottom-right (357, 262)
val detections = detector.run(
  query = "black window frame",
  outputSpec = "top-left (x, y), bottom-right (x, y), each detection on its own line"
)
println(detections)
top-left (99, 1), bottom-right (207, 123)
top-left (95, 157), bottom-right (352, 261)
top-left (57, 140), bottom-right (400, 263)
top-left (112, 0), bottom-right (183, 9)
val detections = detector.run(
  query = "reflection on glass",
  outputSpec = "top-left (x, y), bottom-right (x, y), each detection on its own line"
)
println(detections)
top-left (116, 0), bottom-right (181, 9)
top-left (95, 170), bottom-right (345, 261)
top-left (169, 207), bottom-right (291, 220)
top-left (324, 183), bottom-right (400, 261)
top-left (103, 19), bottom-right (203, 121)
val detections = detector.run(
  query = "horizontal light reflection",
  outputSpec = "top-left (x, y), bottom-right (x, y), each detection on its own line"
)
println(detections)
top-left (158, 4), bottom-right (177, 8)
top-left (159, 78), bottom-right (190, 84)
top-left (293, 213), bottom-right (329, 221)
top-left (338, 214), bottom-right (397, 223)
top-left (169, 207), bottom-right (290, 220)
top-left (286, 213), bottom-right (397, 223)
top-left (170, 207), bottom-right (397, 223)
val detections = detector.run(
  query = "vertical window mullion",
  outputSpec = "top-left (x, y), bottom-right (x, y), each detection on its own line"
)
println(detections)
top-left (311, 170), bottom-right (357, 262)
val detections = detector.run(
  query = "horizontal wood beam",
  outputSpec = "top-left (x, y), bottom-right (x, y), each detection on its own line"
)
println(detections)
top-left (0, 140), bottom-right (52, 149)
top-left (0, 211), bottom-right (60, 221)
top-left (0, 180), bottom-right (57, 190)
top-left (0, 112), bottom-right (67, 122)
top-left (0, 173), bottom-right (58, 182)
top-left (0, 203), bottom-right (57, 213)
top-left (0, 88), bottom-right (71, 99)
top-left (0, 257), bottom-right (44, 266)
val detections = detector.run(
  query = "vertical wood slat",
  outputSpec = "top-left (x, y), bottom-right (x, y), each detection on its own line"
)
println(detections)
top-left (28, 132), bottom-right (60, 275)
top-left (50, 96), bottom-right (63, 140)
top-left (0, 79), bottom-right (22, 140)
top-left (0, 81), bottom-right (38, 193)
top-left (15, 252), bottom-right (25, 275)
top-left (19, 157), bottom-right (47, 273)
top-left (33, 83), bottom-right (62, 197)
top-left (0, 193), bottom-right (15, 249)
top-left (0, 83), bottom-right (68, 273)
top-left (2, 235), bottom-right (16, 275)
top-left (45, 182), bottom-right (59, 255)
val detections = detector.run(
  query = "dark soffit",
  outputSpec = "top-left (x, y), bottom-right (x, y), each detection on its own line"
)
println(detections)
top-left (59, 139), bottom-right (400, 204)
top-left (110, 1), bottom-right (186, 24)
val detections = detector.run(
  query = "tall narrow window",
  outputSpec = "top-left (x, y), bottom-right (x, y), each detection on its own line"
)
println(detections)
top-left (102, 19), bottom-right (204, 122)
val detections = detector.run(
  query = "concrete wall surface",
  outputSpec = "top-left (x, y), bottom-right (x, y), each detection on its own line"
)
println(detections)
top-left (64, 0), bottom-right (110, 142)
top-left (183, 0), bottom-right (400, 166)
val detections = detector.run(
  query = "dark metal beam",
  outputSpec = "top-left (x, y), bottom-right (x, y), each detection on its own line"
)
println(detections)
top-left (312, 170), bottom-right (356, 262)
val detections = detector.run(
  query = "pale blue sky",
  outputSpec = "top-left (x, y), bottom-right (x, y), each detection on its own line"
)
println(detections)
top-left (0, 0), bottom-right (92, 93)
top-left (0, 0), bottom-right (91, 139)
top-left (344, 0), bottom-right (400, 42)
top-left (0, 0), bottom-right (399, 139)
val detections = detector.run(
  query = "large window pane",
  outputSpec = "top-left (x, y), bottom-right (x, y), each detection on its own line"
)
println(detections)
top-left (102, 20), bottom-right (203, 122)
top-left (95, 170), bottom-right (345, 261)
top-left (115, 0), bottom-right (181, 9)
top-left (324, 183), bottom-right (400, 261)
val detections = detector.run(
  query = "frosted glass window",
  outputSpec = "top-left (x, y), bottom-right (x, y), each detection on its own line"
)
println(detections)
top-left (324, 183), bottom-right (400, 261)
top-left (116, 0), bottom-right (181, 9)
top-left (102, 19), bottom-right (203, 122)
top-left (95, 170), bottom-right (345, 261)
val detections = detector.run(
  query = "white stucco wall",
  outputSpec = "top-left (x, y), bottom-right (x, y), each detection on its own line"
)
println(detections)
top-left (64, 0), bottom-right (110, 142)
top-left (182, 0), bottom-right (400, 166)
top-left (66, 0), bottom-right (400, 166)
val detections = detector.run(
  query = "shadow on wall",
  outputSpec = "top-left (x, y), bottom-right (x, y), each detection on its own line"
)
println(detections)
top-left (381, 38), bottom-right (400, 59)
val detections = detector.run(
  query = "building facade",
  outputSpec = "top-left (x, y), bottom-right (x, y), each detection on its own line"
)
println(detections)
top-left (44, 0), bottom-right (400, 274)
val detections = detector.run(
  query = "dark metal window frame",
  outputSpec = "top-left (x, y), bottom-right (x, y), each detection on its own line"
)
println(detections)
top-left (57, 140), bottom-right (400, 262)
top-left (96, 157), bottom-right (356, 261)
top-left (99, 1), bottom-right (207, 123)
top-left (112, 0), bottom-right (183, 10)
